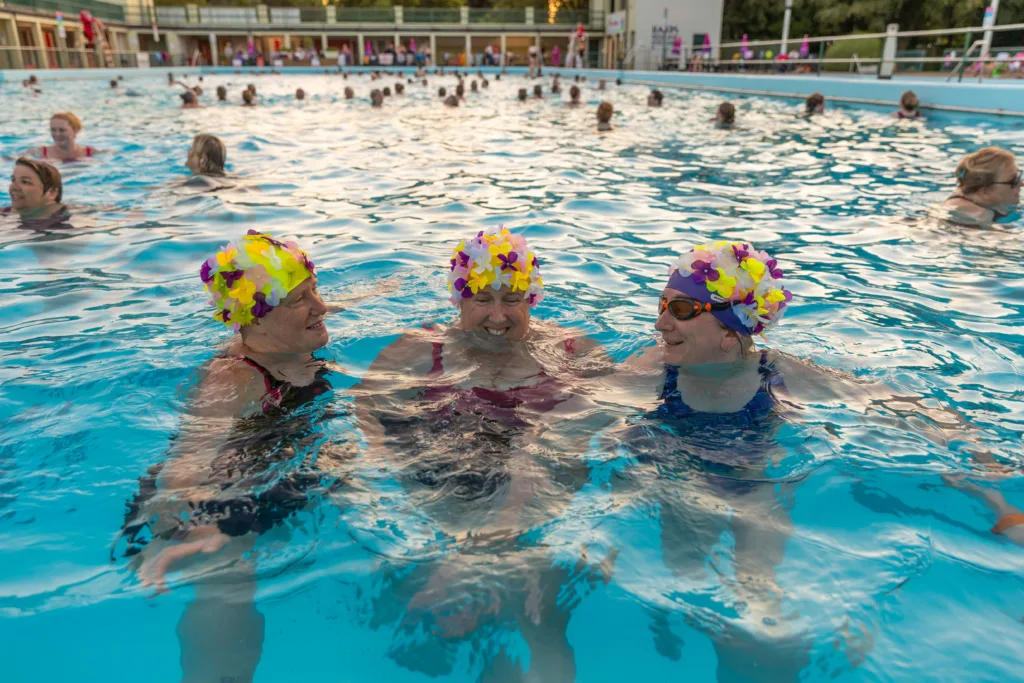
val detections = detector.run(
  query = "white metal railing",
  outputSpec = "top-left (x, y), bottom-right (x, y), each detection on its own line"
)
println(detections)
top-left (198, 7), bottom-right (259, 26)
top-left (269, 8), bottom-right (300, 26)
top-left (640, 21), bottom-right (1024, 80)
top-left (154, 7), bottom-right (186, 25)
top-left (0, 46), bottom-right (144, 70)
top-left (946, 40), bottom-right (985, 82)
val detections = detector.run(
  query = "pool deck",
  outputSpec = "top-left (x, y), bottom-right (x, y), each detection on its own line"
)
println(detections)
top-left (3, 65), bottom-right (1022, 117)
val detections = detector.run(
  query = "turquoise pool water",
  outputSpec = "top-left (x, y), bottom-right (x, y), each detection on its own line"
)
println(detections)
top-left (1, 72), bottom-right (1023, 682)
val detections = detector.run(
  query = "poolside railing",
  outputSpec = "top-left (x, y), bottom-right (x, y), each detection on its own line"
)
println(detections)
top-left (639, 22), bottom-right (1024, 81)
top-left (0, 46), bottom-right (142, 70)
top-left (4, 0), bottom-right (125, 23)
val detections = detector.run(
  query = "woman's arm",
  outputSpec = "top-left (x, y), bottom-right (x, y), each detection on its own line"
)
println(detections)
top-left (122, 359), bottom-right (270, 592)
top-left (324, 276), bottom-right (401, 315)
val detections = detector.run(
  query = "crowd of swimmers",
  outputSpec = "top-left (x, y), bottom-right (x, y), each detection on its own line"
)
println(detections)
top-left (5, 78), bottom-right (1011, 229)
top-left (5, 67), bottom-right (1022, 683)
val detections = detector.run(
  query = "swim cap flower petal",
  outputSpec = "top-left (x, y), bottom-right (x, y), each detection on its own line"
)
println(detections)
top-left (667, 241), bottom-right (792, 337)
top-left (447, 226), bottom-right (544, 307)
top-left (201, 232), bottom-right (315, 329)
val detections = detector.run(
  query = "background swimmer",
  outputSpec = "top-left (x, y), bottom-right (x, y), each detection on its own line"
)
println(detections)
top-left (371, 89), bottom-right (384, 107)
top-left (295, 88), bottom-right (305, 101)
top-left (518, 87), bottom-right (527, 102)
top-left (714, 101), bottom-right (736, 128)
top-left (186, 134), bottom-right (227, 177)
top-left (568, 85), bottom-right (581, 106)
top-left (180, 90), bottom-right (201, 108)
top-left (4, 158), bottom-right (66, 223)
top-left (805, 92), bottom-right (825, 115)
top-left (597, 101), bottom-right (614, 131)
top-left (344, 86), bottom-right (354, 99)
top-left (938, 147), bottom-right (1020, 227)
top-left (242, 89), bottom-right (256, 106)
top-left (895, 90), bottom-right (921, 119)
top-left (216, 85), bottom-right (227, 101)
top-left (444, 94), bottom-right (459, 107)
top-left (33, 112), bottom-right (98, 162)
top-left (647, 89), bottom-right (664, 107)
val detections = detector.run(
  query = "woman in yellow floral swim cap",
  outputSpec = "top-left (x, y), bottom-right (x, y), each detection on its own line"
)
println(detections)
top-left (352, 225), bottom-right (615, 680)
top-left (116, 231), bottom-right (390, 683)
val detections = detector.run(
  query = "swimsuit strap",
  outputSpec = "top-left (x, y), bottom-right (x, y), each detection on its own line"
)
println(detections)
top-left (235, 355), bottom-right (286, 410)
top-left (757, 350), bottom-right (786, 393)
top-left (41, 146), bottom-right (48, 158)
top-left (947, 194), bottom-right (1004, 219)
top-left (85, 147), bottom-right (93, 157)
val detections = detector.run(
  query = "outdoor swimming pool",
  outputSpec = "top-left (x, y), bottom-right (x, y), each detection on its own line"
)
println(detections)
top-left (1, 71), bottom-right (1022, 682)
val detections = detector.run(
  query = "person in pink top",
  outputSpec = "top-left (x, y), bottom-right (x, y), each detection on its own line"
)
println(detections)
top-left (33, 112), bottom-right (98, 162)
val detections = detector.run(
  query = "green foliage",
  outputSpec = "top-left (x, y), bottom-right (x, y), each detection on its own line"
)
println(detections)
top-left (723, 0), bottom-right (1022, 42)
top-left (822, 34), bottom-right (881, 71)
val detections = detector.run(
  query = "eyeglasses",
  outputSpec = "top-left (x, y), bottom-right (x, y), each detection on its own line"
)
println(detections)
top-left (992, 168), bottom-right (1023, 189)
top-left (658, 295), bottom-right (731, 321)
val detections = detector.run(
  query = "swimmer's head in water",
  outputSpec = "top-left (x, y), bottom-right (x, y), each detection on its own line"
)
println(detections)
top-left (805, 92), bottom-right (825, 114)
top-left (666, 242), bottom-right (792, 337)
top-left (717, 101), bottom-right (736, 125)
top-left (50, 112), bottom-right (81, 148)
top-left (447, 225), bottom-right (544, 308)
top-left (344, 87), bottom-right (354, 99)
top-left (10, 157), bottom-right (62, 212)
top-left (216, 85), bottom-right (227, 100)
top-left (900, 90), bottom-right (918, 112)
top-left (518, 88), bottom-right (527, 101)
top-left (181, 90), bottom-right (196, 105)
top-left (382, 86), bottom-right (392, 97)
top-left (110, 79), bottom-right (117, 89)
top-left (597, 101), bottom-right (614, 123)
top-left (187, 134), bottom-right (226, 175)
top-left (570, 85), bottom-right (580, 102)
top-left (295, 88), bottom-right (305, 100)
top-left (201, 231), bottom-right (315, 332)
top-left (955, 146), bottom-right (1020, 213)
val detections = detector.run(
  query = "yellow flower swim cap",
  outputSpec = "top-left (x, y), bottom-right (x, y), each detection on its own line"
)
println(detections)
top-left (447, 226), bottom-right (544, 307)
top-left (200, 230), bottom-right (315, 331)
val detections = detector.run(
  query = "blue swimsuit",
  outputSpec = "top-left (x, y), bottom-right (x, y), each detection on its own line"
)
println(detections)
top-left (654, 351), bottom-right (785, 424)
top-left (630, 352), bottom-right (787, 493)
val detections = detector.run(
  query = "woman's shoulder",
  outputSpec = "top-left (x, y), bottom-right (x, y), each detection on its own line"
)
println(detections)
top-left (935, 197), bottom-right (993, 227)
top-left (196, 353), bottom-right (273, 416)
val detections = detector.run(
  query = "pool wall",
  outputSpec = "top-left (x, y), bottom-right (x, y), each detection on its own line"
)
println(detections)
top-left (3, 65), bottom-right (1021, 116)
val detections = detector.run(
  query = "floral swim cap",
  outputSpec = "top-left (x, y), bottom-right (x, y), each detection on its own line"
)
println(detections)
top-left (200, 230), bottom-right (315, 331)
top-left (447, 226), bottom-right (544, 307)
top-left (666, 241), bottom-right (792, 336)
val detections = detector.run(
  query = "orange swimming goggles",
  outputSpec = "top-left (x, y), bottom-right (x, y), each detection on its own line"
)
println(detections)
top-left (659, 295), bottom-right (731, 321)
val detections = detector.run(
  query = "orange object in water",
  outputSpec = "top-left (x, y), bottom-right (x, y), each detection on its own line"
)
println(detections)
top-left (992, 513), bottom-right (1024, 535)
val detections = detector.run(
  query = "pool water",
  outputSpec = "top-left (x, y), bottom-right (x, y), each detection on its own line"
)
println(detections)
top-left (1, 71), bottom-right (1023, 683)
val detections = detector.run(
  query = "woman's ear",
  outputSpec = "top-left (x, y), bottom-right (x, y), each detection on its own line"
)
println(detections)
top-left (719, 329), bottom-right (741, 353)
